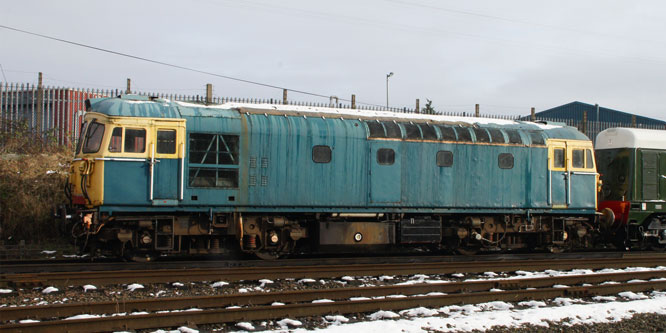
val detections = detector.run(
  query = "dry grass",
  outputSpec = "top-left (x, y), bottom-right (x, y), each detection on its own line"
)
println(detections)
top-left (0, 120), bottom-right (72, 243)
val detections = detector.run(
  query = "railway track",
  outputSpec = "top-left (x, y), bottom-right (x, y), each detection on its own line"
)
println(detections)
top-left (2, 269), bottom-right (666, 332)
top-left (2, 252), bottom-right (666, 288)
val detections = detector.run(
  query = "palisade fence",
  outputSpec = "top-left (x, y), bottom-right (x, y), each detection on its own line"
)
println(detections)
top-left (0, 80), bottom-right (663, 148)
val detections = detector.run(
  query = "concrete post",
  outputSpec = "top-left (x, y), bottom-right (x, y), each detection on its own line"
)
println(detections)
top-left (205, 84), bottom-right (213, 105)
top-left (475, 104), bottom-right (479, 117)
top-left (530, 107), bottom-right (535, 122)
top-left (126, 78), bottom-right (131, 94)
top-left (416, 99), bottom-right (420, 114)
top-left (351, 94), bottom-right (356, 109)
top-left (283, 89), bottom-right (288, 105)
top-left (36, 72), bottom-right (43, 133)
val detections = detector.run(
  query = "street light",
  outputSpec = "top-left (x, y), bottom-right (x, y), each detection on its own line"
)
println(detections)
top-left (386, 72), bottom-right (394, 108)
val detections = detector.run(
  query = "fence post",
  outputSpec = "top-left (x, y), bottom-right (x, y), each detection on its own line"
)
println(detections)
top-left (351, 94), bottom-right (356, 109)
top-left (416, 99), bottom-right (420, 114)
top-left (126, 78), bottom-right (131, 94)
top-left (206, 83), bottom-right (213, 105)
top-left (530, 107), bottom-right (535, 121)
top-left (581, 110), bottom-right (587, 136)
top-left (475, 104), bottom-right (479, 117)
top-left (631, 115), bottom-right (637, 127)
top-left (36, 72), bottom-right (43, 134)
top-left (282, 89), bottom-right (288, 105)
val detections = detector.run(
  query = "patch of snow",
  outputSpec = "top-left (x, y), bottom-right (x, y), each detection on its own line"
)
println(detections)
top-left (592, 296), bottom-right (617, 302)
top-left (400, 307), bottom-right (438, 317)
top-left (341, 276), bottom-right (354, 281)
top-left (479, 301), bottom-right (514, 311)
top-left (518, 300), bottom-right (547, 308)
top-left (368, 310), bottom-right (400, 320)
top-left (271, 302), bottom-right (285, 306)
top-left (553, 297), bottom-right (584, 306)
top-left (451, 273), bottom-right (465, 278)
top-left (226, 306), bottom-right (241, 309)
top-left (0, 289), bottom-right (13, 294)
top-left (42, 286), bottom-right (58, 294)
top-left (19, 319), bottom-right (40, 323)
top-left (65, 314), bottom-right (101, 320)
top-left (325, 315), bottom-right (350, 325)
top-left (379, 275), bottom-right (394, 281)
top-left (349, 297), bottom-right (371, 301)
top-left (83, 285), bottom-right (97, 292)
top-left (489, 288), bottom-right (503, 292)
top-left (387, 294), bottom-right (407, 298)
top-left (618, 291), bottom-right (648, 300)
top-left (236, 322), bottom-right (255, 330)
top-left (172, 282), bottom-right (184, 287)
top-left (41, 250), bottom-right (56, 254)
top-left (238, 288), bottom-right (249, 293)
top-left (178, 327), bottom-right (199, 333)
top-left (601, 281), bottom-right (620, 285)
top-left (277, 318), bottom-right (302, 328)
top-left (298, 278), bottom-right (316, 283)
top-left (627, 279), bottom-right (646, 283)
top-left (258, 279), bottom-right (273, 287)
top-left (312, 299), bottom-right (334, 303)
top-left (130, 311), bottom-right (149, 315)
top-left (126, 284), bottom-right (144, 292)
top-left (552, 284), bottom-right (569, 288)
top-left (211, 281), bottom-right (229, 288)
top-left (483, 272), bottom-right (498, 277)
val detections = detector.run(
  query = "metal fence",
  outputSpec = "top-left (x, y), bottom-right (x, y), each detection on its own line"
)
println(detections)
top-left (1, 81), bottom-right (664, 147)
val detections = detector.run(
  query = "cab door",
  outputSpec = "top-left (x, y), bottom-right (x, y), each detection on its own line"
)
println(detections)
top-left (568, 144), bottom-right (598, 209)
top-left (548, 140), bottom-right (568, 208)
top-left (151, 121), bottom-right (186, 205)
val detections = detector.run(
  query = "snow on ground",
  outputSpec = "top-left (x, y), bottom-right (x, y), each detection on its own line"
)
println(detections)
top-left (83, 284), bottom-right (97, 292)
top-left (41, 286), bottom-right (58, 294)
top-left (0, 289), bottom-right (13, 294)
top-left (126, 284), bottom-right (144, 292)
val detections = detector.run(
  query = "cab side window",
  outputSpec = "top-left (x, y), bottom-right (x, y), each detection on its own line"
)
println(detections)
top-left (585, 149), bottom-right (594, 169)
top-left (125, 128), bottom-right (146, 153)
top-left (157, 129), bottom-right (177, 154)
top-left (572, 149), bottom-right (584, 168)
top-left (108, 127), bottom-right (123, 152)
top-left (554, 148), bottom-right (565, 168)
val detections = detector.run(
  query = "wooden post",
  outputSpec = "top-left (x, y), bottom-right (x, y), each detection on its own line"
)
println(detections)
top-left (126, 78), bottom-right (131, 94)
top-left (351, 94), bottom-right (356, 109)
top-left (632, 115), bottom-right (637, 127)
top-left (206, 84), bottom-right (213, 105)
top-left (475, 104), bottom-right (479, 117)
top-left (415, 99), bottom-right (420, 114)
top-left (530, 107), bottom-right (535, 121)
top-left (581, 110), bottom-right (588, 136)
top-left (36, 72), bottom-right (43, 133)
top-left (283, 89), bottom-right (288, 105)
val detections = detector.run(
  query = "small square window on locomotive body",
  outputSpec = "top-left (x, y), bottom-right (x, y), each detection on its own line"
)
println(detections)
top-left (436, 150), bottom-right (453, 167)
top-left (312, 145), bottom-right (332, 163)
top-left (157, 129), bottom-right (177, 154)
top-left (498, 153), bottom-right (514, 169)
top-left (377, 148), bottom-right (395, 165)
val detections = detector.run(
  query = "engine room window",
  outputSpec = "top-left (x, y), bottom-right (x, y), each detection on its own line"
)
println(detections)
top-left (189, 133), bottom-right (239, 165)
top-left (312, 145), bottom-right (332, 163)
top-left (473, 128), bottom-right (490, 143)
top-left (586, 149), bottom-right (594, 169)
top-left (189, 168), bottom-right (239, 188)
top-left (488, 128), bottom-right (506, 144)
top-left (82, 121), bottom-right (105, 154)
top-left (553, 148), bottom-right (565, 168)
top-left (124, 128), bottom-right (146, 153)
top-left (157, 129), bottom-right (177, 154)
top-left (572, 149), bottom-right (585, 168)
top-left (506, 129), bottom-right (523, 145)
top-left (437, 125), bottom-right (457, 141)
top-left (436, 150), bottom-right (454, 167)
top-left (529, 131), bottom-right (545, 145)
top-left (403, 123), bottom-right (422, 140)
top-left (108, 127), bottom-right (122, 152)
top-left (377, 148), bottom-right (395, 165)
top-left (383, 121), bottom-right (402, 138)
top-left (366, 121), bottom-right (385, 138)
top-left (419, 124), bottom-right (438, 140)
top-left (455, 127), bottom-right (472, 142)
top-left (498, 153), bottom-right (514, 169)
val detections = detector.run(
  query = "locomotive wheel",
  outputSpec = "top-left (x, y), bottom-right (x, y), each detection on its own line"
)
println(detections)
top-left (255, 251), bottom-right (281, 260)
top-left (456, 247), bottom-right (479, 256)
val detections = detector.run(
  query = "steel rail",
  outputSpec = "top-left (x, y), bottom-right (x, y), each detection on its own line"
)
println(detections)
top-left (2, 254), bottom-right (666, 288)
top-left (2, 276), bottom-right (665, 332)
top-left (2, 269), bottom-right (666, 322)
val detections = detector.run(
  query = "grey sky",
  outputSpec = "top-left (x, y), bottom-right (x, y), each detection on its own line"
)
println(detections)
top-left (2, 0), bottom-right (665, 120)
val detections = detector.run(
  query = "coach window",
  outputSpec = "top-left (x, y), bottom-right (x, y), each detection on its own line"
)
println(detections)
top-left (125, 128), bottom-right (146, 153)
top-left (108, 127), bottom-right (122, 153)
top-left (553, 148), bottom-right (565, 169)
top-left (377, 148), bottom-right (395, 165)
top-left (82, 121), bottom-right (105, 154)
top-left (572, 149), bottom-right (585, 168)
top-left (585, 149), bottom-right (594, 169)
top-left (498, 153), bottom-right (514, 169)
top-left (157, 129), bottom-right (177, 154)
top-left (312, 145), bottom-right (332, 163)
top-left (436, 151), bottom-right (453, 167)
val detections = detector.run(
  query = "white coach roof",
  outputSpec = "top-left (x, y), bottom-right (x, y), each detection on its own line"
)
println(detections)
top-left (595, 128), bottom-right (666, 150)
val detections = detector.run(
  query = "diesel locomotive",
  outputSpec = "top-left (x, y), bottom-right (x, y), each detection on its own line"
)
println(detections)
top-left (596, 128), bottom-right (666, 248)
top-left (63, 95), bottom-right (603, 260)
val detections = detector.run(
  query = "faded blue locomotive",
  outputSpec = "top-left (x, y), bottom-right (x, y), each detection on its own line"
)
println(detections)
top-left (65, 95), bottom-right (599, 259)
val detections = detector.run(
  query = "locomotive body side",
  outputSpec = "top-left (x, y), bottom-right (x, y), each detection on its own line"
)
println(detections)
top-left (64, 95), bottom-right (600, 258)
top-left (596, 128), bottom-right (666, 247)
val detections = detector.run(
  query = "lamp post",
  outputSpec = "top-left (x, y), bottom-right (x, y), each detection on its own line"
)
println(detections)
top-left (386, 72), bottom-right (394, 108)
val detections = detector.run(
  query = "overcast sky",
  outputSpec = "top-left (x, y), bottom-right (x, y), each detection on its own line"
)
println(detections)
top-left (2, 0), bottom-right (666, 120)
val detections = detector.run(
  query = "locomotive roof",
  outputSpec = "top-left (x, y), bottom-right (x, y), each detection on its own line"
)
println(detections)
top-left (595, 127), bottom-right (666, 150)
top-left (87, 96), bottom-right (589, 141)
